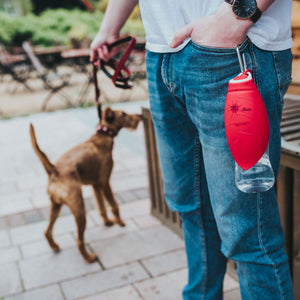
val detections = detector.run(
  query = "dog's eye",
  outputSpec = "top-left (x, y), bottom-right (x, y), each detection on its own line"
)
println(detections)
top-left (122, 112), bottom-right (127, 117)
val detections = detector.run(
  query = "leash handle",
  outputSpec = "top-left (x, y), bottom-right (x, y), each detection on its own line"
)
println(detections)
top-left (95, 36), bottom-right (136, 88)
top-left (92, 36), bottom-right (136, 120)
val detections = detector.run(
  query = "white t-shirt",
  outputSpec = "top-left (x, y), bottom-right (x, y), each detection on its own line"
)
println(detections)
top-left (139, 0), bottom-right (293, 52)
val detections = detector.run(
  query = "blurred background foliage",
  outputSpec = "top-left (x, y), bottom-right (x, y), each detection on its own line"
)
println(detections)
top-left (0, 0), bottom-right (144, 48)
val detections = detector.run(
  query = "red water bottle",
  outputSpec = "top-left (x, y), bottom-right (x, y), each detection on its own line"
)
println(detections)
top-left (224, 48), bottom-right (274, 193)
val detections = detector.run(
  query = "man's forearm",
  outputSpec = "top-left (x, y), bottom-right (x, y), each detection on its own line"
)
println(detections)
top-left (100, 0), bottom-right (139, 36)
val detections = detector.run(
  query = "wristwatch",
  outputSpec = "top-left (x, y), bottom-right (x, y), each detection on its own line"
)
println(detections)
top-left (225, 0), bottom-right (262, 23)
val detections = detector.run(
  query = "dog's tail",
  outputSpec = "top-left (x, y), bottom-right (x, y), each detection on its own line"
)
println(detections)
top-left (29, 123), bottom-right (58, 176)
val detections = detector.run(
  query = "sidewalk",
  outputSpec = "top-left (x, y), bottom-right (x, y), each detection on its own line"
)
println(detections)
top-left (0, 100), bottom-right (241, 300)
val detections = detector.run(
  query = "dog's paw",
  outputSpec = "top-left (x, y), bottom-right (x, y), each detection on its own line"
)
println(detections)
top-left (86, 253), bottom-right (98, 263)
top-left (117, 220), bottom-right (126, 227)
top-left (53, 247), bottom-right (61, 253)
top-left (49, 241), bottom-right (60, 252)
top-left (104, 219), bottom-right (114, 227)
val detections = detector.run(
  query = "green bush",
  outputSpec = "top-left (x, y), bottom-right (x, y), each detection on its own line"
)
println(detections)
top-left (0, 8), bottom-right (144, 48)
top-left (0, 12), bottom-right (17, 45)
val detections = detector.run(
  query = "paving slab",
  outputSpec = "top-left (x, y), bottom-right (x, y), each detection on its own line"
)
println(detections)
top-left (7, 213), bottom-right (26, 228)
top-left (4, 284), bottom-right (64, 300)
top-left (132, 188), bottom-right (149, 200)
top-left (0, 262), bottom-right (23, 298)
top-left (223, 272), bottom-right (240, 292)
top-left (0, 191), bottom-right (31, 204)
top-left (0, 229), bottom-right (11, 248)
top-left (224, 288), bottom-right (242, 300)
top-left (81, 186), bottom-right (95, 200)
top-left (132, 214), bottom-right (162, 229)
top-left (113, 145), bottom-right (146, 165)
top-left (61, 262), bottom-right (149, 300)
top-left (0, 245), bottom-right (21, 264)
top-left (19, 247), bottom-right (101, 290)
top-left (115, 156), bottom-right (147, 171)
top-left (15, 172), bottom-right (47, 192)
top-left (0, 217), bottom-right (8, 230)
top-left (52, 213), bottom-right (95, 234)
top-left (0, 181), bottom-right (18, 197)
top-left (110, 169), bottom-right (148, 194)
top-left (39, 206), bottom-right (51, 219)
top-left (30, 189), bottom-right (49, 209)
top-left (116, 199), bottom-right (151, 220)
top-left (134, 269), bottom-right (240, 300)
top-left (113, 189), bottom-right (140, 204)
top-left (84, 219), bottom-right (138, 243)
top-left (6, 170), bottom-right (38, 186)
top-left (10, 213), bottom-right (94, 245)
top-left (0, 164), bottom-right (18, 184)
top-left (23, 209), bottom-right (44, 224)
top-left (87, 199), bottom-right (150, 226)
top-left (134, 268), bottom-right (187, 300)
top-left (0, 193), bottom-right (33, 217)
top-left (90, 226), bottom-right (184, 268)
top-left (10, 220), bottom-right (47, 245)
top-left (79, 285), bottom-right (142, 300)
top-left (20, 233), bottom-right (75, 259)
top-left (141, 249), bottom-right (187, 277)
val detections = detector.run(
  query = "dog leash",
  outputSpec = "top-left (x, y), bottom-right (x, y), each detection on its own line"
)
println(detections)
top-left (92, 36), bottom-right (137, 121)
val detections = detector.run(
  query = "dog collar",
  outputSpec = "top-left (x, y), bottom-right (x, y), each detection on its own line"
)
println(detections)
top-left (96, 124), bottom-right (116, 137)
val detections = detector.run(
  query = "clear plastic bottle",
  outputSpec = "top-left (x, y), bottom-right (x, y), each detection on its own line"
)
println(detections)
top-left (235, 146), bottom-right (275, 193)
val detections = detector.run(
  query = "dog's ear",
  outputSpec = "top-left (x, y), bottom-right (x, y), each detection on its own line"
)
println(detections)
top-left (105, 107), bottom-right (115, 124)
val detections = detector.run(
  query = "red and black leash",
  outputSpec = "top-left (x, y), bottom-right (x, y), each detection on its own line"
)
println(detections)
top-left (92, 36), bottom-right (136, 121)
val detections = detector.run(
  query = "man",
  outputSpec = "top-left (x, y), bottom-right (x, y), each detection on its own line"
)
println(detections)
top-left (91, 0), bottom-right (294, 298)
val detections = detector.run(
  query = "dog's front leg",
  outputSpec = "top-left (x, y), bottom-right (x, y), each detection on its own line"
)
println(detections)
top-left (93, 184), bottom-right (114, 226)
top-left (102, 183), bottom-right (126, 227)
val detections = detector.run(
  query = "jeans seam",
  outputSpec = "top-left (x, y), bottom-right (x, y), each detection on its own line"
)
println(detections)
top-left (194, 138), bottom-right (207, 299)
top-left (257, 193), bottom-right (285, 299)
top-left (194, 138), bottom-right (201, 208)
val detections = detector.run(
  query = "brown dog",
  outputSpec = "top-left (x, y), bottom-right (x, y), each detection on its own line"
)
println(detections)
top-left (30, 107), bottom-right (141, 263)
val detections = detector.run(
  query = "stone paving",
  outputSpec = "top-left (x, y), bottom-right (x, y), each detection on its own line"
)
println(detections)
top-left (0, 100), bottom-right (241, 299)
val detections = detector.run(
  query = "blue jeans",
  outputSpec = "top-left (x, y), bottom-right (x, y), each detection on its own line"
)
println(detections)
top-left (146, 39), bottom-right (294, 300)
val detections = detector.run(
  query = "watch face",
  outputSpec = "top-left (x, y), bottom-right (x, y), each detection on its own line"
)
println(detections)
top-left (233, 0), bottom-right (257, 19)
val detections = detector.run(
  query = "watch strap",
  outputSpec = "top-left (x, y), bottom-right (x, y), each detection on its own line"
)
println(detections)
top-left (250, 7), bottom-right (262, 23)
